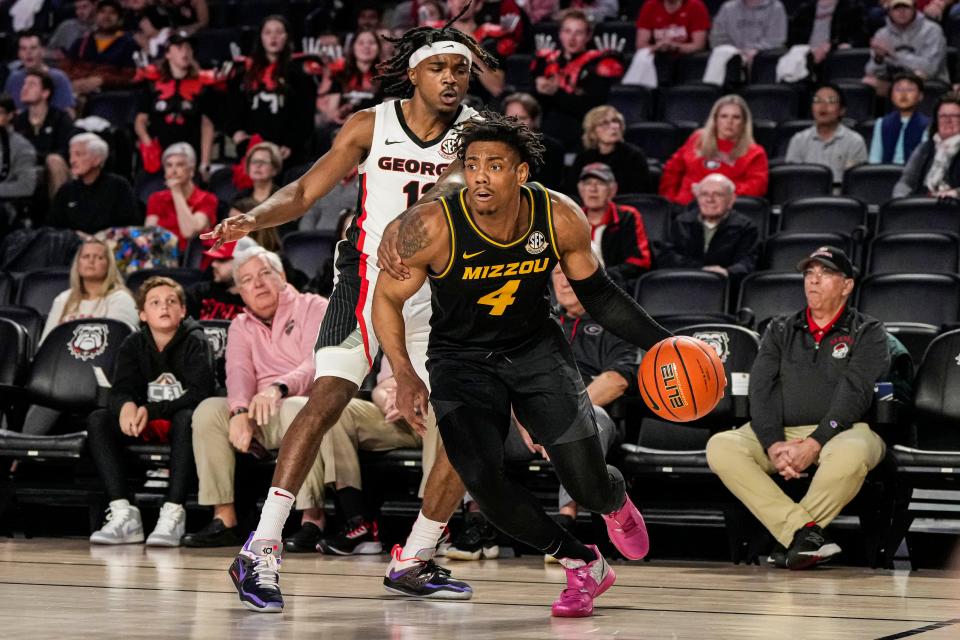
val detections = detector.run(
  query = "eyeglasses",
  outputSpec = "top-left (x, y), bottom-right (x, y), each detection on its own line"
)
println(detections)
top-left (803, 266), bottom-right (842, 279)
top-left (937, 114), bottom-right (960, 121)
top-left (812, 96), bottom-right (841, 104)
top-left (595, 118), bottom-right (622, 129)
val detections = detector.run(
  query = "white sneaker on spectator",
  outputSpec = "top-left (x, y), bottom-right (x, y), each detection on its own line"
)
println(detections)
top-left (146, 502), bottom-right (186, 547)
top-left (90, 500), bottom-right (144, 545)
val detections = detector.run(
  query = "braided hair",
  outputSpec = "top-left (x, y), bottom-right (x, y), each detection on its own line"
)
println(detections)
top-left (375, 1), bottom-right (499, 99)
top-left (455, 111), bottom-right (546, 170)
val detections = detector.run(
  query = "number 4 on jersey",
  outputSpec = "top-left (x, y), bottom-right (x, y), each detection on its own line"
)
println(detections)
top-left (477, 279), bottom-right (520, 316)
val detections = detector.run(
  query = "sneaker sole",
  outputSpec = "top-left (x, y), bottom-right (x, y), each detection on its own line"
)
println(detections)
top-left (383, 584), bottom-right (474, 600)
top-left (788, 543), bottom-right (842, 570)
top-left (326, 541), bottom-right (383, 556)
top-left (90, 533), bottom-right (145, 545)
top-left (145, 538), bottom-right (182, 547)
top-left (446, 544), bottom-right (499, 561)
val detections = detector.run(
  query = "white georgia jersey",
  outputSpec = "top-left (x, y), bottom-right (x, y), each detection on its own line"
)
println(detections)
top-left (354, 98), bottom-right (478, 260)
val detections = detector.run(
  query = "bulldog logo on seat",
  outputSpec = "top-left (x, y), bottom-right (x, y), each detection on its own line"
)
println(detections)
top-left (68, 323), bottom-right (109, 361)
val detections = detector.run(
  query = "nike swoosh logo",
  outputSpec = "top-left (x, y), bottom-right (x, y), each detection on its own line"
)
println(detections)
top-left (442, 44), bottom-right (455, 49)
top-left (385, 139), bottom-right (404, 145)
top-left (462, 250), bottom-right (485, 260)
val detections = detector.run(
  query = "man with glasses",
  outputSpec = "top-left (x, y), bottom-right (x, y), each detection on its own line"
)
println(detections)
top-left (706, 246), bottom-right (889, 570)
top-left (658, 172), bottom-right (759, 286)
top-left (785, 83), bottom-right (867, 184)
top-left (185, 246), bottom-right (331, 548)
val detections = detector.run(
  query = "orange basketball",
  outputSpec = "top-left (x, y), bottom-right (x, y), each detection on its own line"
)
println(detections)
top-left (638, 336), bottom-right (727, 422)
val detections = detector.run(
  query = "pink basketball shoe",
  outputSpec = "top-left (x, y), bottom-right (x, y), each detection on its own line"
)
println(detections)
top-left (551, 545), bottom-right (616, 618)
top-left (602, 494), bottom-right (649, 560)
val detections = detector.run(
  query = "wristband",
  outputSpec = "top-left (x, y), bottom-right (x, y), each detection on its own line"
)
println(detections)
top-left (273, 382), bottom-right (289, 398)
top-left (230, 407), bottom-right (249, 418)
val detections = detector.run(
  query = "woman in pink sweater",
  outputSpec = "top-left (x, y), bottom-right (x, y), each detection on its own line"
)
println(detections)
top-left (660, 94), bottom-right (769, 205)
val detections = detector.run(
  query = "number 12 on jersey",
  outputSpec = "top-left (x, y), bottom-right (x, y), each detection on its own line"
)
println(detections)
top-left (402, 180), bottom-right (437, 208)
top-left (477, 279), bottom-right (520, 316)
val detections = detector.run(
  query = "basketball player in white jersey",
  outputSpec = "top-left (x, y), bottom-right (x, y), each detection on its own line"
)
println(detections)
top-left (202, 15), bottom-right (500, 612)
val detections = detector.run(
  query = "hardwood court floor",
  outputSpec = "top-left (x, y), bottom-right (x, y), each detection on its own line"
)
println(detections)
top-left (1, 538), bottom-right (959, 639)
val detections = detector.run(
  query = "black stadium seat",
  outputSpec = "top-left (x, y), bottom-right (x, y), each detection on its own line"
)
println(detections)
top-left (822, 49), bottom-right (872, 81)
top-left (625, 122), bottom-right (679, 162)
top-left (737, 271), bottom-right (805, 329)
top-left (767, 164), bottom-right (833, 206)
top-left (194, 27), bottom-right (242, 66)
top-left (0, 271), bottom-right (12, 304)
top-left (633, 270), bottom-right (730, 326)
top-left (732, 196), bottom-right (771, 239)
top-left (743, 84), bottom-right (799, 124)
top-left (867, 232), bottom-right (960, 275)
top-left (835, 81), bottom-right (876, 123)
top-left (878, 197), bottom-right (960, 235)
top-left (199, 318), bottom-right (230, 394)
top-left (857, 274), bottom-right (960, 326)
top-left (779, 196), bottom-right (867, 236)
top-left (843, 164), bottom-right (903, 207)
top-left (16, 269), bottom-right (70, 316)
top-left (659, 85), bottom-right (722, 126)
top-left (504, 54), bottom-right (532, 90)
top-left (884, 322), bottom-right (941, 365)
top-left (760, 232), bottom-right (854, 272)
top-left (672, 50), bottom-right (711, 85)
top-left (750, 49), bottom-right (787, 84)
top-left (0, 318), bottom-right (29, 397)
top-left (613, 194), bottom-right (673, 252)
top-left (125, 267), bottom-right (205, 294)
top-left (0, 305), bottom-right (45, 355)
top-left (282, 231), bottom-right (337, 278)
top-left (609, 85), bottom-right (653, 123)
top-left (84, 91), bottom-right (139, 126)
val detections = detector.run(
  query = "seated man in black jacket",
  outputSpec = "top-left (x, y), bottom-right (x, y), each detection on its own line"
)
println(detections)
top-left (706, 247), bottom-right (888, 570)
top-left (49, 132), bottom-right (140, 235)
top-left (657, 173), bottom-right (759, 286)
top-left (87, 276), bottom-right (215, 547)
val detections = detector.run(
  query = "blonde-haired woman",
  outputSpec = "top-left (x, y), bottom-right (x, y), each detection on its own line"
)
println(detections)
top-left (660, 94), bottom-right (768, 205)
top-left (571, 105), bottom-right (649, 194)
top-left (41, 239), bottom-right (139, 342)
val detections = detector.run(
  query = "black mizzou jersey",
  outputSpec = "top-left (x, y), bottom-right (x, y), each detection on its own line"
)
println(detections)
top-left (427, 182), bottom-right (561, 354)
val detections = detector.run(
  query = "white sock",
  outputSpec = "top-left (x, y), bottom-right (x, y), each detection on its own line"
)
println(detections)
top-left (392, 511), bottom-right (447, 570)
top-left (253, 486), bottom-right (295, 544)
top-left (109, 498), bottom-right (131, 511)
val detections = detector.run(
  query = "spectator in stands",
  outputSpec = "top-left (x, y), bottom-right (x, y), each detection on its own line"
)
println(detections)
top-left (4, 32), bottom-right (77, 114)
top-left (709, 0), bottom-right (788, 66)
top-left (635, 0), bottom-right (711, 56)
top-left (447, 265), bottom-right (632, 562)
top-left (133, 6), bottom-right (174, 59)
top-left (657, 173), bottom-right (760, 284)
top-left (706, 245), bottom-right (888, 570)
top-left (863, 0), bottom-right (949, 95)
top-left (576, 162), bottom-right (652, 287)
top-left (785, 83), bottom-right (868, 184)
top-left (354, 2), bottom-right (385, 32)
top-left (186, 240), bottom-right (246, 321)
top-left (232, 141), bottom-right (281, 208)
top-left (571, 105), bottom-right (649, 194)
top-left (145, 142), bottom-right (217, 250)
top-left (299, 168), bottom-right (359, 234)
top-left (65, 0), bottom-right (139, 96)
top-left (317, 30), bottom-right (381, 126)
top-left (41, 238), bottom-right (138, 342)
top-left (185, 247), bottom-right (329, 547)
top-left (893, 92), bottom-right (960, 197)
top-left (13, 71), bottom-right (74, 202)
top-left (502, 92), bottom-right (565, 189)
top-left (416, 0), bottom-right (446, 25)
top-left (87, 276), bottom-right (215, 546)
top-left (870, 72), bottom-right (930, 164)
top-left (226, 15), bottom-right (322, 167)
top-left (48, 0), bottom-right (96, 59)
top-left (134, 32), bottom-right (216, 176)
top-left (49, 133), bottom-right (140, 235)
top-left (304, 358), bottom-right (422, 554)
top-left (533, 9), bottom-right (623, 148)
top-left (155, 0), bottom-right (210, 37)
top-left (786, 0), bottom-right (868, 66)
top-left (522, 0), bottom-right (559, 23)
top-left (660, 94), bottom-right (769, 205)
top-left (567, 0), bottom-right (620, 22)
top-left (0, 94), bottom-right (39, 201)
top-left (445, 0), bottom-right (510, 102)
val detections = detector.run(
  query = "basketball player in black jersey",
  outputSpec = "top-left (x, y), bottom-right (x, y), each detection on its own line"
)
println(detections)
top-left (372, 113), bottom-right (673, 618)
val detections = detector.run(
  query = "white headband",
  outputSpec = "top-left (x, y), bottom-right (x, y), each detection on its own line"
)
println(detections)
top-left (407, 40), bottom-right (473, 69)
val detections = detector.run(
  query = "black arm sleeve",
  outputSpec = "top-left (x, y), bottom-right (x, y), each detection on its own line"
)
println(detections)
top-left (567, 267), bottom-right (672, 350)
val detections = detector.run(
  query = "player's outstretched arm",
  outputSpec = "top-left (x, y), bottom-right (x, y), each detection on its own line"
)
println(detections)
top-left (372, 201), bottom-right (451, 432)
top-left (377, 160), bottom-right (466, 281)
top-left (550, 190), bottom-right (673, 350)
top-left (202, 111), bottom-right (374, 247)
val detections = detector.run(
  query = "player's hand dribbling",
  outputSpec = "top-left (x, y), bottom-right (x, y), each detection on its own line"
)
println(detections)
top-left (393, 368), bottom-right (430, 436)
top-left (377, 218), bottom-right (411, 280)
top-left (201, 213), bottom-right (257, 249)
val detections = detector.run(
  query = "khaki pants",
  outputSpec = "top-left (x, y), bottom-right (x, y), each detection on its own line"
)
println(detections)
top-left (322, 398), bottom-right (423, 490)
top-left (706, 422), bottom-right (886, 547)
top-left (192, 396), bottom-right (328, 510)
